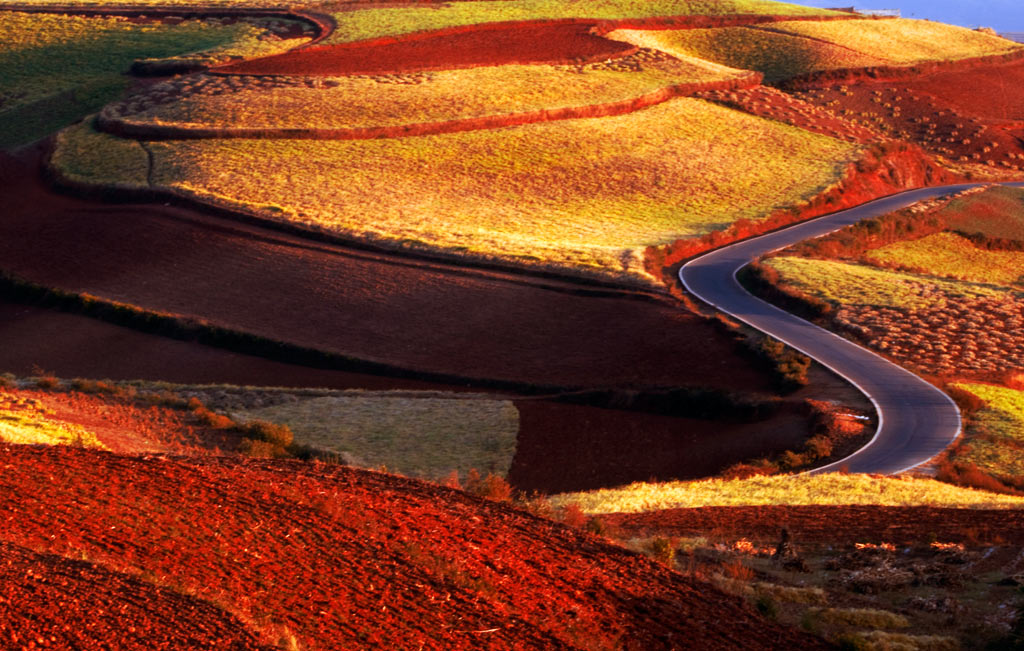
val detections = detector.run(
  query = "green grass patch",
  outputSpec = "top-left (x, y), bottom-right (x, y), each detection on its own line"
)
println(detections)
top-left (762, 256), bottom-right (1005, 309)
top-left (953, 383), bottom-right (1024, 479)
top-left (234, 393), bottom-right (519, 481)
top-left (866, 232), bottom-right (1024, 288)
top-left (0, 11), bottom-right (304, 148)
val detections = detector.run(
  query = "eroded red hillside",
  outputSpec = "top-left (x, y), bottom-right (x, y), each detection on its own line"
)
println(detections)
top-left (0, 444), bottom-right (826, 650)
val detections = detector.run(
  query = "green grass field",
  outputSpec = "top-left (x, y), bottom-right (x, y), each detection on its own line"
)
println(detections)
top-left (0, 11), bottom-right (306, 148)
top-left (56, 98), bottom-right (859, 284)
top-left (952, 383), bottom-right (1024, 479)
top-left (115, 51), bottom-right (750, 132)
top-left (865, 232), bottom-right (1024, 288)
top-left (235, 393), bottom-right (519, 481)
top-left (550, 473), bottom-right (1024, 513)
top-left (762, 256), bottom-right (1006, 309)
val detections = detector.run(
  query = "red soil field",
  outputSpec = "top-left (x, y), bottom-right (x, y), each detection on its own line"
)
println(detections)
top-left (0, 444), bottom-right (827, 650)
top-left (510, 401), bottom-right (810, 493)
top-left (602, 505), bottom-right (1024, 546)
top-left (0, 541), bottom-right (269, 651)
top-left (881, 58), bottom-right (1024, 125)
top-left (0, 146), bottom-right (776, 393)
top-left (794, 62), bottom-right (1024, 173)
top-left (214, 22), bottom-right (634, 75)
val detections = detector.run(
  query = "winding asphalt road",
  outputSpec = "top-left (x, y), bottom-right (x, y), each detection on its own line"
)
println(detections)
top-left (681, 182), bottom-right (1024, 475)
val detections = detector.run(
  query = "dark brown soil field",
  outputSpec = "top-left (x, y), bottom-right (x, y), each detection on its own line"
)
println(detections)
top-left (215, 21), bottom-right (634, 75)
top-left (0, 541), bottom-right (269, 651)
top-left (0, 146), bottom-right (774, 393)
top-left (0, 301), bottom-right (471, 392)
top-left (510, 401), bottom-right (809, 493)
top-left (0, 443), bottom-right (828, 650)
top-left (603, 505), bottom-right (1024, 546)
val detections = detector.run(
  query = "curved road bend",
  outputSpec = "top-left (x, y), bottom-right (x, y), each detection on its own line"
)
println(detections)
top-left (681, 182), bottom-right (1024, 475)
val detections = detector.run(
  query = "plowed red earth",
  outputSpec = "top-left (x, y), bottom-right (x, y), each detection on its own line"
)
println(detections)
top-left (510, 401), bottom-right (809, 493)
top-left (602, 506), bottom-right (1024, 546)
top-left (0, 147), bottom-right (774, 393)
top-left (0, 541), bottom-right (269, 651)
top-left (0, 444), bottom-right (826, 650)
top-left (216, 22), bottom-right (633, 76)
top-left (899, 59), bottom-right (1024, 123)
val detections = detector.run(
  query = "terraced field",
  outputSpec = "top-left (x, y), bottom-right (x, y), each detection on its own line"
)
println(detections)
top-left (621, 18), bottom-right (1022, 83)
top-left (104, 49), bottom-right (754, 135)
top-left (0, 10), bottom-right (308, 147)
top-left (56, 98), bottom-right (860, 283)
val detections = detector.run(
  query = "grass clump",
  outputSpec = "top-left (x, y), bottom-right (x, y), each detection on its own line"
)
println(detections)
top-left (59, 97), bottom-right (859, 284)
top-left (549, 473), bottom-right (1024, 514)
top-left (810, 607), bottom-right (909, 630)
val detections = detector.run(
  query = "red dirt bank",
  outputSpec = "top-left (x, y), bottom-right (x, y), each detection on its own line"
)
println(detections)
top-left (0, 444), bottom-right (827, 650)
top-left (215, 21), bottom-right (634, 75)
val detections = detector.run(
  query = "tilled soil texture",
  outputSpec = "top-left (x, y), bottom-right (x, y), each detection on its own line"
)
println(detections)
top-left (214, 22), bottom-right (634, 76)
top-left (0, 148), bottom-right (775, 393)
top-left (510, 401), bottom-right (809, 494)
top-left (0, 541), bottom-right (270, 651)
top-left (0, 444), bottom-right (828, 650)
top-left (0, 302), bottom-right (471, 391)
top-left (602, 505), bottom-right (1024, 546)
top-left (793, 61), bottom-right (1024, 173)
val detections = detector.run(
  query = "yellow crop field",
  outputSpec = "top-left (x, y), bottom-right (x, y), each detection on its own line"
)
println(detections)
top-left (769, 18), bottom-right (1023, 65)
top-left (322, 1), bottom-right (840, 45)
top-left (939, 186), bottom-right (1024, 241)
top-left (0, 11), bottom-right (306, 147)
top-left (953, 383), bottom-right (1024, 478)
top-left (51, 125), bottom-right (151, 190)
top-left (550, 473), bottom-right (1024, 513)
top-left (624, 26), bottom-right (887, 82)
top-left (235, 393), bottom-right (519, 481)
top-left (762, 256), bottom-right (1005, 308)
top-left (56, 99), bottom-right (858, 284)
top-left (866, 232), bottom-right (1024, 288)
top-left (116, 52), bottom-right (750, 132)
top-left (0, 394), bottom-right (105, 449)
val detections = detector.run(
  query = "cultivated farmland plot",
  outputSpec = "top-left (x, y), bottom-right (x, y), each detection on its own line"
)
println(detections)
top-left (3, 0), bottom-right (1024, 648)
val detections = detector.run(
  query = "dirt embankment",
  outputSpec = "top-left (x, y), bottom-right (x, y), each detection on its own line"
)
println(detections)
top-left (0, 444), bottom-right (829, 650)
top-left (648, 141), bottom-right (962, 279)
top-left (602, 505), bottom-right (1024, 546)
